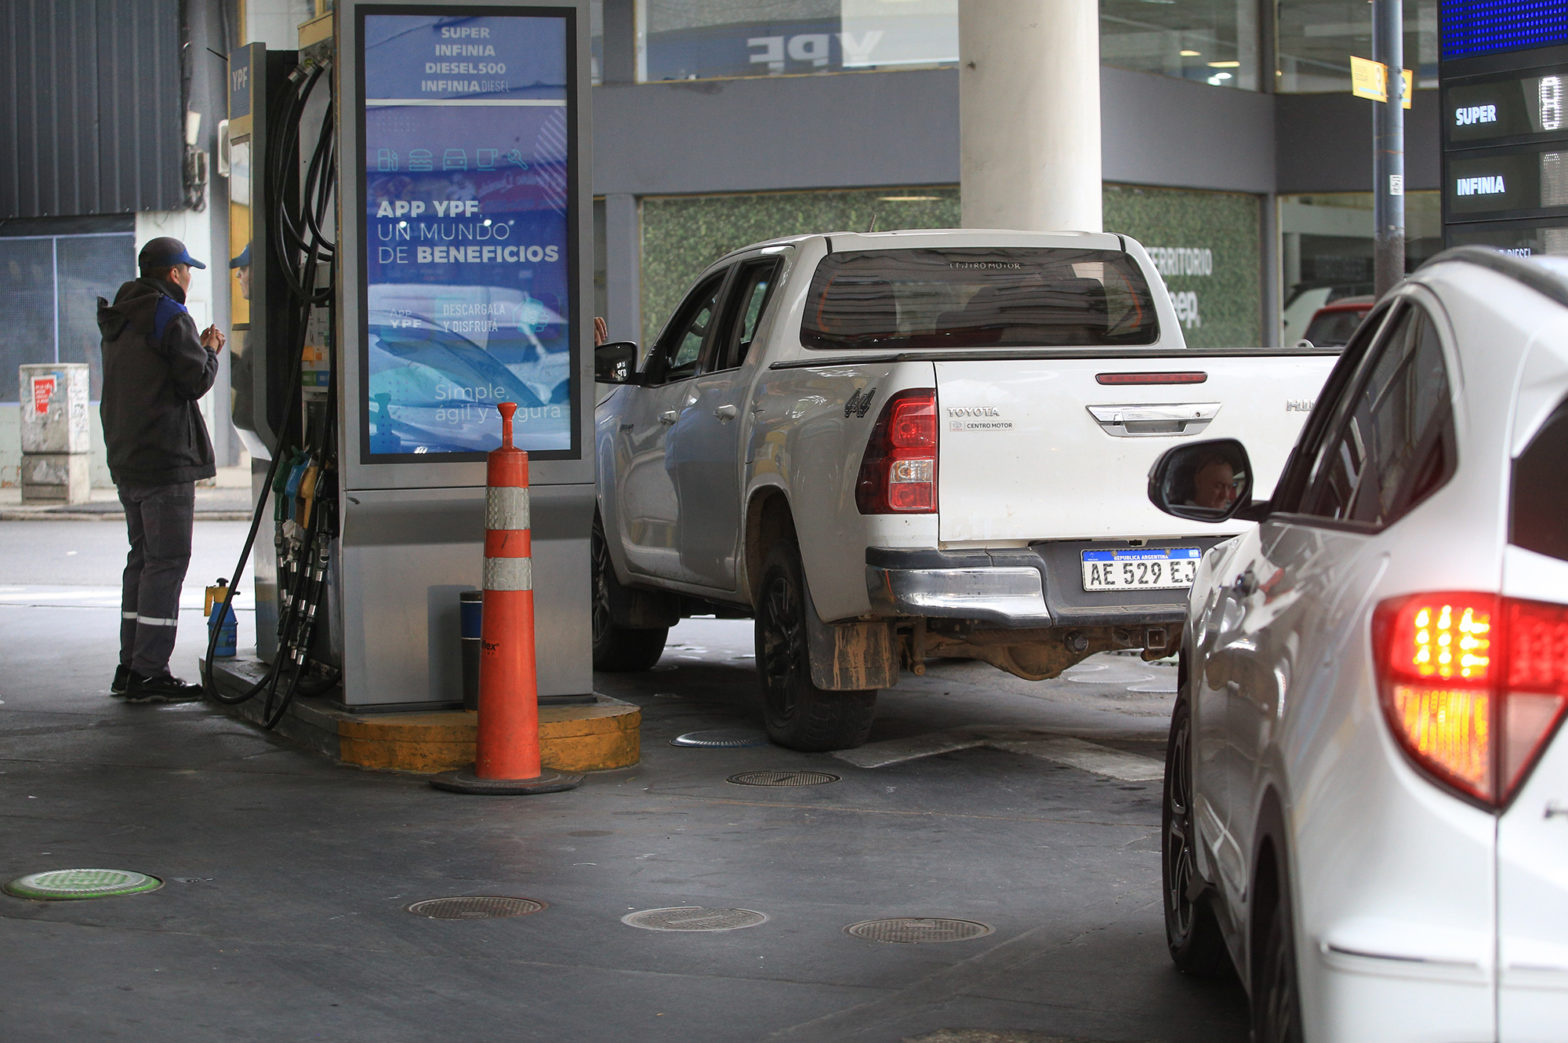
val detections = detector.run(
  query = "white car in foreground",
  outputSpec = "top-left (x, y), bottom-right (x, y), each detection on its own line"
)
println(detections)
top-left (1147, 247), bottom-right (1568, 1041)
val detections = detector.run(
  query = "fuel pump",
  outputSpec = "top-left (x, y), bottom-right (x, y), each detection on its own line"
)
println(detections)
top-left (208, 0), bottom-right (599, 725)
top-left (205, 28), bottom-right (341, 727)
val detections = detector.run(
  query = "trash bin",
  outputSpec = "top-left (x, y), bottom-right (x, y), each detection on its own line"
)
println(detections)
top-left (460, 590), bottom-right (483, 711)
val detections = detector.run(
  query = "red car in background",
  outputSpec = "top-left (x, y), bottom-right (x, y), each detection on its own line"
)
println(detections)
top-left (1299, 294), bottom-right (1375, 348)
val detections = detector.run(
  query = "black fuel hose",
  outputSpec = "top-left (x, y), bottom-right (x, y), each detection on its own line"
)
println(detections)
top-left (202, 57), bottom-right (338, 726)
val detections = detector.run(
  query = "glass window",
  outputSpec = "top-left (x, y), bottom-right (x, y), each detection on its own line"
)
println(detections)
top-left (718, 259), bottom-right (782, 370)
top-left (1512, 399), bottom-right (1568, 562)
top-left (1298, 303), bottom-right (1457, 527)
top-left (639, 0), bottom-right (956, 82)
top-left (650, 272), bottom-right (726, 382)
top-left (0, 237), bottom-right (58, 404)
top-left (1279, 191), bottom-right (1443, 345)
top-left (1276, 0), bottom-right (1440, 94)
top-left (625, 1), bottom-right (1443, 91)
top-left (590, 0), bottom-right (603, 84)
top-left (57, 235), bottom-right (136, 399)
top-left (1100, 0), bottom-right (1259, 90)
top-left (800, 247), bottom-right (1160, 350)
top-left (0, 228), bottom-right (133, 402)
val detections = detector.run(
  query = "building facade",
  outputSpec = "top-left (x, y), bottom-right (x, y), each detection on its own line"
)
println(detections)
top-left (1, 0), bottom-right (1451, 482)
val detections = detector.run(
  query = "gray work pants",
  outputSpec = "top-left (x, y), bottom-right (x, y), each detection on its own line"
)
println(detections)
top-left (117, 481), bottom-right (196, 677)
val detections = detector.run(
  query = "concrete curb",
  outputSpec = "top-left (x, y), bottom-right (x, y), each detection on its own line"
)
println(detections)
top-left (0, 508), bottom-right (256, 522)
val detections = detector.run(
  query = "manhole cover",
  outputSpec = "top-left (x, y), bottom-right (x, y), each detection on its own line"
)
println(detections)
top-left (406, 896), bottom-right (545, 919)
top-left (845, 917), bottom-right (994, 943)
top-left (622, 906), bottom-right (768, 932)
top-left (4, 868), bottom-right (163, 901)
top-left (671, 728), bottom-right (769, 748)
top-left (727, 770), bottom-right (839, 787)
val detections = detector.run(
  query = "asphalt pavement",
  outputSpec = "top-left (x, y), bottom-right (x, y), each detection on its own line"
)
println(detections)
top-left (0, 513), bottom-right (1249, 1042)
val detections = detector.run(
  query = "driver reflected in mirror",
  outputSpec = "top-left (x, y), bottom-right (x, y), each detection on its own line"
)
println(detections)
top-left (1186, 450), bottom-right (1242, 510)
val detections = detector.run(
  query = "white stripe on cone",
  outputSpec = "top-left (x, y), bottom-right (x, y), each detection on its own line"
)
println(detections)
top-left (483, 556), bottom-right (534, 592)
top-left (485, 486), bottom-right (531, 531)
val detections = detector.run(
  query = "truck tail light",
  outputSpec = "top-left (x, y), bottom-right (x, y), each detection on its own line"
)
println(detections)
top-left (856, 389), bottom-right (937, 514)
top-left (1375, 592), bottom-right (1568, 808)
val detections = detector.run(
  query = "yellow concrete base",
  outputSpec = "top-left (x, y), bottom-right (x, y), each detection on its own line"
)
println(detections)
top-left (200, 659), bottom-right (639, 775)
top-left (337, 696), bottom-right (641, 774)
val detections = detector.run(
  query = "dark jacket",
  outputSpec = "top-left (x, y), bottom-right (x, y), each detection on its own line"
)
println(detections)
top-left (97, 276), bottom-right (219, 486)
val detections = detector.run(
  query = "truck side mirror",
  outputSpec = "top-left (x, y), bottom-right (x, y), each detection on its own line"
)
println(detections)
top-left (1148, 438), bottom-right (1254, 522)
top-left (594, 341), bottom-right (640, 385)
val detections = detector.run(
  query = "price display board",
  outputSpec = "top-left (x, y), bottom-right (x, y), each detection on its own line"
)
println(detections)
top-left (1439, 3), bottom-right (1568, 254)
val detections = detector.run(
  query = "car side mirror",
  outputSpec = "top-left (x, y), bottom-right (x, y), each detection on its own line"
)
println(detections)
top-left (1148, 438), bottom-right (1257, 522)
top-left (594, 341), bottom-right (641, 385)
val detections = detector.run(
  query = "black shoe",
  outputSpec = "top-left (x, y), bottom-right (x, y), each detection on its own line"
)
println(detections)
top-left (111, 664), bottom-right (131, 697)
top-left (125, 672), bottom-right (204, 704)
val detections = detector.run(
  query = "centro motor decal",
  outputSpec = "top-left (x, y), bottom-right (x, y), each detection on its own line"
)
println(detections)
top-left (946, 405), bottom-right (1012, 431)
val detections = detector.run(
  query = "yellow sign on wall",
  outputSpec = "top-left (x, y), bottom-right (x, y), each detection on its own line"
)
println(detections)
top-left (1350, 56), bottom-right (1413, 109)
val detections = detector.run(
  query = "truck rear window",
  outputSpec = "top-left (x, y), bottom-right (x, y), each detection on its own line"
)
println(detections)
top-left (800, 247), bottom-right (1160, 350)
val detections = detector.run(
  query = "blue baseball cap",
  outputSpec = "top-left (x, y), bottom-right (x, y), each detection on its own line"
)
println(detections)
top-left (138, 236), bottom-right (207, 271)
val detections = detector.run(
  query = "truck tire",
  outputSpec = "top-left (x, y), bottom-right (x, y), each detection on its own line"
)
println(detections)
top-left (592, 520), bottom-right (669, 672)
top-left (755, 540), bottom-right (876, 751)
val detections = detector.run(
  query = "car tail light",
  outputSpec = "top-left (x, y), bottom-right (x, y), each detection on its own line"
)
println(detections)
top-left (1375, 593), bottom-right (1568, 808)
top-left (856, 389), bottom-right (937, 514)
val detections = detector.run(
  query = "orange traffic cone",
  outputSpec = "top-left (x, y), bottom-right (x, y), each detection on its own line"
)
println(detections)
top-left (432, 402), bottom-right (581, 796)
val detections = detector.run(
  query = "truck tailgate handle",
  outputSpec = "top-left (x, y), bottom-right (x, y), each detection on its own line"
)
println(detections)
top-left (1086, 402), bottom-right (1220, 437)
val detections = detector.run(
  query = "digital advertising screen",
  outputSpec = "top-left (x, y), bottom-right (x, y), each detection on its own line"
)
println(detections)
top-left (357, 7), bottom-right (578, 461)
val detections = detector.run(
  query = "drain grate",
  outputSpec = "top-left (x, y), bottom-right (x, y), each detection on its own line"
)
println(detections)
top-left (622, 906), bottom-right (768, 932)
top-left (406, 896), bottom-right (545, 920)
top-left (4, 868), bottom-right (163, 901)
top-left (845, 917), bottom-right (994, 944)
top-left (671, 728), bottom-right (769, 748)
top-left (727, 770), bottom-right (839, 787)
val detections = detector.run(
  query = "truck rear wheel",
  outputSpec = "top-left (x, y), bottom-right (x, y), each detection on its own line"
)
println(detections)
top-left (592, 520), bottom-right (669, 672)
top-left (755, 541), bottom-right (876, 751)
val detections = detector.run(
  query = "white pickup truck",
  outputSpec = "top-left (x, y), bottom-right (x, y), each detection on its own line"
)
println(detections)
top-left (593, 229), bottom-right (1338, 750)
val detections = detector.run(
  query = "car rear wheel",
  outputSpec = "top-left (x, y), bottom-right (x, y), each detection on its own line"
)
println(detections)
top-left (1163, 693), bottom-right (1230, 976)
top-left (1252, 873), bottom-right (1304, 1043)
top-left (755, 540), bottom-right (876, 751)
top-left (591, 519), bottom-right (669, 672)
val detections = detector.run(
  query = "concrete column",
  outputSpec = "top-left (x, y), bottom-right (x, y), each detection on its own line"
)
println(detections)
top-left (601, 0), bottom-right (637, 84)
top-left (603, 194), bottom-right (641, 346)
top-left (959, 0), bottom-right (1102, 232)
